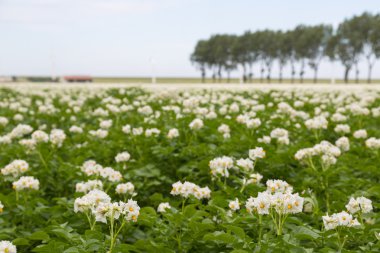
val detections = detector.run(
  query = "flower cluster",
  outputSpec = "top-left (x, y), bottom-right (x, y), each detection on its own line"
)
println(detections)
top-left (295, 141), bottom-right (341, 167)
top-left (170, 181), bottom-right (211, 200)
top-left (115, 182), bottom-right (135, 195)
top-left (49, 129), bottom-right (66, 147)
top-left (305, 116), bottom-right (328, 130)
top-left (345, 196), bottom-right (373, 214)
top-left (167, 128), bottom-right (179, 139)
top-left (209, 156), bottom-right (234, 177)
top-left (189, 118), bottom-right (204, 130)
top-left (115, 151), bottom-right (131, 163)
top-left (81, 160), bottom-right (122, 182)
top-left (266, 179), bottom-right (293, 194)
top-left (322, 211), bottom-right (360, 231)
top-left (365, 137), bottom-right (380, 150)
top-left (74, 189), bottom-right (111, 213)
top-left (74, 189), bottom-right (140, 223)
top-left (76, 180), bottom-right (103, 193)
top-left (270, 128), bottom-right (289, 145)
top-left (1, 160), bottom-right (29, 177)
top-left (95, 199), bottom-right (140, 223)
top-left (249, 147), bottom-right (266, 160)
top-left (246, 191), bottom-right (304, 215)
top-left (12, 176), bottom-right (40, 191)
top-left (157, 202), bottom-right (171, 213)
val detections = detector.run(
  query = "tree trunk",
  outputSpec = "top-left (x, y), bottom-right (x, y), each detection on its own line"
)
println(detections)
top-left (367, 63), bottom-right (373, 84)
top-left (260, 63), bottom-right (264, 83)
top-left (227, 71), bottom-right (231, 83)
top-left (344, 66), bottom-right (351, 83)
top-left (355, 65), bottom-right (359, 84)
top-left (279, 64), bottom-right (283, 83)
top-left (218, 66), bottom-right (222, 83)
top-left (299, 60), bottom-right (305, 83)
top-left (299, 69), bottom-right (304, 83)
top-left (266, 63), bottom-right (271, 83)
top-left (313, 67), bottom-right (318, 83)
top-left (249, 63), bottom-right (253, 83)
top-left (201, 69), bottom-right (205, 83)
top-left (242, 64), bottom-right (247, 83)
top-left (291, 63), bottom-right (295, 83)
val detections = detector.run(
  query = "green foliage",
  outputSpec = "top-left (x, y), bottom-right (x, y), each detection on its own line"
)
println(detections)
top-left (0, 87), bottom-right (379, 252)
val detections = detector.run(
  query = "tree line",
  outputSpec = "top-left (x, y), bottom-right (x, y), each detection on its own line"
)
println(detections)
top-left (190, 12), bottom-right (380, 83)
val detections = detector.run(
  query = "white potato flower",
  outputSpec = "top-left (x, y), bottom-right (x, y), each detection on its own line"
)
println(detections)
top-left (157, 202), bottom-right (171, 213)
top-left (365, 137), bottom-right (380, 149)
top-left (12, 176), bottom-right (39, 191)
top-left (116, 182), bottom-right (135, 195)
top-left (0, 241), bottom-right (17, 253)
top-left (209, 156), bottom-right (234, 178)
top-left (346, 196), bottom-right (373, 214)
top-left (189, 118), bottom-right (204, 130)
top-left (50, 129), bottom-right (66, 147)
top-left (1, 160), bottom-right (29, 177)
top-left (249, 147), bottom-right (266, 160)
top-left (31, 130), bottom-right (49, 143)
top-left (353, 129), bottom-right (367, 139)
top-left (69, 125), bottom-right (83, 133)
top-left (229, 198), bottom-right (240, 211)
top-left (236, 158), bottom-right (254, 171)
top-left (115, 151), bottom-right (131, 163)
top-left (167, 128), bottom-right (179, 139)
top-left (170, 181), bottom-right (211, 200)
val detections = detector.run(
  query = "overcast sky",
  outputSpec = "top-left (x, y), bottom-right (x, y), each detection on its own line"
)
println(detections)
top-left (1, 0), bottom-right (379, 79)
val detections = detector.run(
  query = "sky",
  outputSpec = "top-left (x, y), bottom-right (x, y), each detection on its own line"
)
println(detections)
top-left (0, 0), bottom-right (379, 79)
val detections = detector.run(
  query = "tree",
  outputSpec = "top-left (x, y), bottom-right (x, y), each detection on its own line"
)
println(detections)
top-left (334, 17), bottom-right (363, 83)
top-left (370, 14), bottom-right (380, 83)
top-left (190, 40), bottom-right (209, 83)
top-left (223, 35), bottom-right (238, 82)
top-left (232, 32), bottom-right (251, 82)
top-left (256, 30), bottom-right (277, 82)
top-left (305, 25), bottom-right (333, 83)
top-left (276, 31), bottom-right (293, 83)
top-left (293, 25), bottom-right (310, 83)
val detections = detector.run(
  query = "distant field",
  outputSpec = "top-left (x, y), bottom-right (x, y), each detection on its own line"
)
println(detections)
top-left (9, 76), bottom-right (380, 84)
top-left (93, 77), bottom-right (380, 84)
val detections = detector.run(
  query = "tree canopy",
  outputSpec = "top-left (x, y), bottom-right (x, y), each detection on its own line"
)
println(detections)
top-left (191, 12), bottom-right (380, 83)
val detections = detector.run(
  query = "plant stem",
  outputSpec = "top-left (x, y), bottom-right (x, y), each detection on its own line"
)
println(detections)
top-left (37, 150), bottom-right (49, 170)
top-left (181, 199), bottom-right (186, 213)
top-left (109, 212), bottom-right (115, 252)
top-left (258, 215), bottom-right (263, 245)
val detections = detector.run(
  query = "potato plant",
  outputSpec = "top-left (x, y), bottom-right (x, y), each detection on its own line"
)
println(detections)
top-left (0, 87), bottom-right (379, 253)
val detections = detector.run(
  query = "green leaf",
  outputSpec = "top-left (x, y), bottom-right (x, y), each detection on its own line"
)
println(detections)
top-left (13, 238), bottom-right (30, 246)
top-left (293, 226), bottom-right (321, 240)
top-left (29, 231), bottom-right (50, 241)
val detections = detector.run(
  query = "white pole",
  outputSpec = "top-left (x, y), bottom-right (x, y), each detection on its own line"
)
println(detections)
top-left (330, 61), bottom-right (335, 84)
top-left (150, 57), bottom-right (156, 84)
top-left (239, 65), bottom-right (243, 84)
top-left (50, 48), bottom-right (56, 81)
